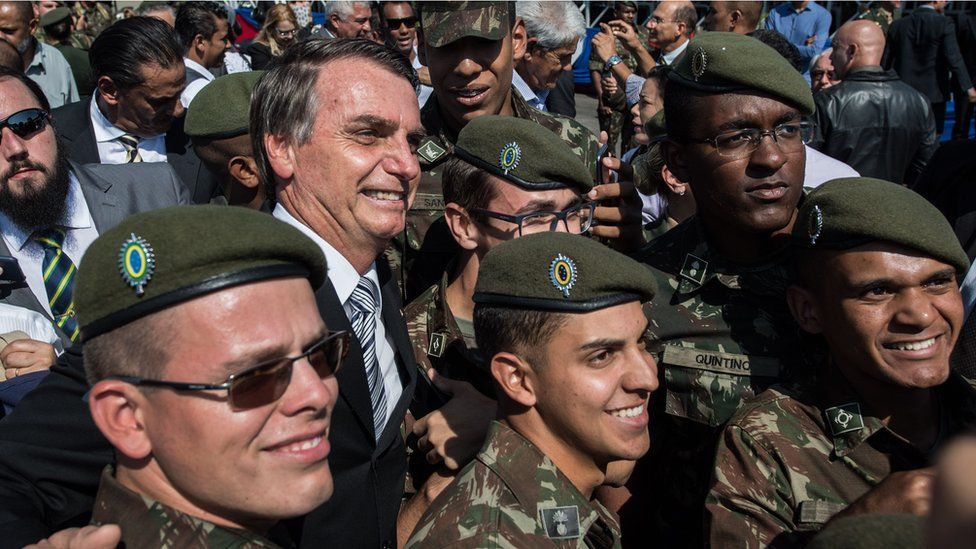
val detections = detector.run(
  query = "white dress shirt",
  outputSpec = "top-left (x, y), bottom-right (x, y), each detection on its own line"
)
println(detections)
top-left (181, 57), bottom-right (216, 108)
top-left (512, 70), bottom-right (549, 111)
top-left (0, 172), bottom-right (98, 318)
top-left (89, 96), bottom-right (167, 165)
top-left (660, 39), bottom-right (689, 66)
top-left (273, 204), bottom-right (403, 423)
top-left (411, 44), bottom-right (433, 108)
top-left (803, 145), bottom-right (860, 188)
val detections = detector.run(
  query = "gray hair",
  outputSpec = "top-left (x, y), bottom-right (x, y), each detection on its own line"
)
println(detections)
top-left (516, 1), bottom-right (586, 50)
top-left (251, 38), bottom-right (417, 190)
top-left (810, 48), bottom-right (832, 73)
top-left (137, 2), bottom-right (176, 19)
top-left (325, 0), bottom-right (372, 20)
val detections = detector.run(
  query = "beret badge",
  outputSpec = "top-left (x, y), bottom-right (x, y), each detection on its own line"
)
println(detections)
top-left (549, 253), bottom-right (577, 298)
top-left (118, 233), bottom-right (155, 297)
top-left (808, 205), bottom-right (824, 245)
top-left (692, 47), bottom-right (707, 81)
top-left (498, 141), bottom-right (522, 175)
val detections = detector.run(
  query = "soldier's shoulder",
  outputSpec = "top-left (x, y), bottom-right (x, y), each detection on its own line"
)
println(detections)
top-left (403, 283), bottom-right (439, 325)
top-left (725, 383), bottom-right (824, 447)
top-left (634, 217), bottom-right (697, 275)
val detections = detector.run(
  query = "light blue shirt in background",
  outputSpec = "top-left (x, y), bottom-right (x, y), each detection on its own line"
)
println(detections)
top-left (764, 1), bottom-right (831, 80)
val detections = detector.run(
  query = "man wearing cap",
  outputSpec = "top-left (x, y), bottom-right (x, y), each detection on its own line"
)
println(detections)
top-left (706, 177), bottom-right (976, 545)
top-left (621, 31), bottom-right (820, 545)
top-left (406, 231), bottom-right (658, 548)
top-left (38, 7), bottom-right (92, 96)
top-left (185, 71), bottom-right (268, 211)
top-left (76, 205), bottom-right (342, 547)
top-left (400, 1), bottom-right (601, 301)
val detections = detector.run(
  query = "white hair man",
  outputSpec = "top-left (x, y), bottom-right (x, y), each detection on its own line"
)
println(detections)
top-left (513, 1), bottom-right (585, 112)
top-left (315, 0), bottom-right (372, 39)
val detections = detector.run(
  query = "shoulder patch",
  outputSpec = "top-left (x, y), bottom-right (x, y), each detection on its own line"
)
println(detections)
top-left (539, 506), bottom-right (580, 539)
top-left (824, 402), bottom-right (864, 437)
top-left (417, 138), bottom-right (446, 164)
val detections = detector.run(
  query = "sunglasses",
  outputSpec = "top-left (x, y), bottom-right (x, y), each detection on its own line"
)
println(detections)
top-left (0, 108), bottom-right (50, 141)
top-left (386, 16), bottom-right (417, 29)
top-left (108, 331), bottom-right (350, 410)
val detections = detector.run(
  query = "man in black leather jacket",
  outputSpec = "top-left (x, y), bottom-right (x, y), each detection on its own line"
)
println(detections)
top-left (812, 20), bottom-right (938, 186)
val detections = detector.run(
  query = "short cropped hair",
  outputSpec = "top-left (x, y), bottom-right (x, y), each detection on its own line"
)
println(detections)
top-left (675, 4), bottom-right (698, 34)
top-left (251, 38), bottom-right (417, 190)
top-left (84, 312), bottom-right (173, 385)
top-left (516, 1), bottom-right (586, 50)
top-left (89, 17), bottom-right (183, 91)
top-left (442, 156), bottom-right (498, 213)
top-left (474, 306), bottom-right (567, 369)
top-left (175, 2), bottom-right (228, 52)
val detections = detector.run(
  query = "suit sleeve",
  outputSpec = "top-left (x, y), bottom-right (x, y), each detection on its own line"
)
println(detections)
top-left (942, 19), bottom-right (973, 92)
top-left (0, 344), bottom-right (113, 548)
top-left (166, 164), bottom-right (193, 206)
top-left (811, 93), bottom-right (830, 152)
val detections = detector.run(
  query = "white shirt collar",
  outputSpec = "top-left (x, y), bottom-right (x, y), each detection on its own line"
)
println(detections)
top-left (89, 95), bottom-right (165, 143)
top-left (662, 39), bottom-right (689, 65)
top-left (512, 70), bottom-right (539, 104)
top-left (0, 170), bottom-right (93, 251)
top-left (183, 57), bottom-right (215, 81)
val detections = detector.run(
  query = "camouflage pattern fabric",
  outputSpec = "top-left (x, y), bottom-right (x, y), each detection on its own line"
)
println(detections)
top-left (631, 217), bottom-right (823, 547)
top-left (36, 25), bottom-right (92, 51)
top-left (91, 467), bottom-right (286, 548)
top-left (706, 372), bottom-right (976, 547)
top-left (405, 421), bottom-right (622, 548)
top-left (73, 2), bottom-right (113, 44)
top-left (420, 1), bottom-right (508, 49)
top-left (588, 24), bottom-right (649, 153)
top-left (854, 7), bottom-right (897, 34)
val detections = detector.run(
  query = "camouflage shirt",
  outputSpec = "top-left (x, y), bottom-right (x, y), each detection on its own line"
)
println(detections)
top-left (587, 24), bottom-right (650, 77)
top-left (854, 7), bottom-right (897, 34)
top-left (630, 217), bottom-right (822, 546)
top-left (406, 421), bottom-right (622, 548)
top-left (91, 467), bottom-right (287, 548)
top-left (706, 371), bottom-right (976, 547)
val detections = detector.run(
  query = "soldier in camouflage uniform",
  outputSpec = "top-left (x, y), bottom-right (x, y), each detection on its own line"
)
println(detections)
top-left (398, 1), bottom-right (599, 302)
top-left (707, 177), bottom-right (976, 546)
top-left (76, 207), bottom-right (340, 548)
top-left (73, 1), bottom-right (113, 44)
top-left (406, 231), bottom-right (658, 548)
top-left (855, 2), bottom-right (899, 34)
top-left (617, 32), bottom-right (822, 547)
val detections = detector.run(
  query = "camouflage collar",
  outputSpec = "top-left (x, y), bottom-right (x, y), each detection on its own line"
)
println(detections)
top-left (426, 273), bottom-right (470, 359)
top-left (92, 466), bottom-right (287, 548)
top-left (421, 86), bottom-right (551, 150)
top-left (478, 421), bottom-right (622, 544)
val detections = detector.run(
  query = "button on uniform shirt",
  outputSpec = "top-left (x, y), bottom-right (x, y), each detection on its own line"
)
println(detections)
top-left (89, 97), bottom-right (167, 165)
top-left (0, 172), bottom-right (97, 319)
top-left (764, 1), bottom-right (831, 80)
top-left (180, 57), bottom-right (216, 109)
top-left (512, 69), bottom-right (549, 112)
top-left (273, 204), bottom-right (403, 423)
top-left (26, 39), bottom-right (79, 109)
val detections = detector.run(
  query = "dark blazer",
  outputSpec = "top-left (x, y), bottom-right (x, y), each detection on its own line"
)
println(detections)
top-left (912, 140), bottom-right (976, 262)
top-left (0, 161), bottom-right (191, 346)
top-left (50, 99), bottom-right (218, 204)
top-left (885, 7), bottom-right (973, 103)
top-left (0, 258), bottom-right (418, 549)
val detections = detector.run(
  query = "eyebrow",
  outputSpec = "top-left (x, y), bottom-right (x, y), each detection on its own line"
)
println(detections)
top-left (717, 110), bottom-right (801, 132)
top-left (849, 268), bottom-right (957, 293)
top-left (220, 329), bottom-right (330, 375)
top-left (577, 320), bottom-right (651, 352)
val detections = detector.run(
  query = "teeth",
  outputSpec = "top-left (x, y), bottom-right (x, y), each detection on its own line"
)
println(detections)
top-left (456, 89), bottom-right (482, 97)
top-left (608, 404), bottom-right (644, 418)
top-left (284, 436), bottom-right (322, 452)
top-left (364, 190), bottom-right (403, 201)
top-left (888, 338), bottom-right (936, 351)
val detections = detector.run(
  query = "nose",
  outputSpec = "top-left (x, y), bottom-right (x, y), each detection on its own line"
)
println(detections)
top-left (749, 130), bottom-right (788, 172)
top-left (278, 358), bottom-right (337, 416)
top-left (362, 19), bottom-right (372, 32)
top-left (386, 134), bottom-right (421, 182)
top-left (172, 99), bottom-right (185, 120)
top-left (1, 126), bottom-right (29, 160)
top-left (623, 345), bottom-right (660, 395)
top-left (892, 288), bottom-right (936, 331)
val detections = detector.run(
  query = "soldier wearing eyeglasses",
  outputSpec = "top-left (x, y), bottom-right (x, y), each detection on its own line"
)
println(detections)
top-left (607, 32), bottom-right (824, 546)
top-left (74, 205), bottom-right (345, 548)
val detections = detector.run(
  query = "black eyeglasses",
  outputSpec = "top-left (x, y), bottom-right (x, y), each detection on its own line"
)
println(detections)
top-left (0, 108), bottom-right (50, 142)
top-left (683, 121), bottom-right (815, 159)
top-left (470, 202), bottom-right (596, 237)
top-left (386, 16), bottom-right (417, 29)
top-left (108, 331), bottom-right (350, 410)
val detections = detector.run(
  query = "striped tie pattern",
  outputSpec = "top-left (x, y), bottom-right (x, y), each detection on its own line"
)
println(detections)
top-left (33, 228), bottom-right (79, 341)
top-left (349, 276), bottom-right (388, 440)
top-left (118, 133), bottom-right (142, 163)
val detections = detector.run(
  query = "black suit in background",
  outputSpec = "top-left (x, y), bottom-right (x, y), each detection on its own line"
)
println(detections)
top-left (953, 12), bottom-right (976, 139)
top-left (50, 99), bottom-right (218, 205)
top-left (885, 6), bottom-right (973, 134)
top-left (0, 261), bottom-right (418, 549)
top-left (546, 70), bottom-right (577, 118)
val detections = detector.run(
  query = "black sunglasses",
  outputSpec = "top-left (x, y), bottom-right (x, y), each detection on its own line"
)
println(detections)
top-left (108, 331), bottom-right (350, 410)
top-left (0, 108), bottom-right (50, 141)
top-left (386, 16), bottom-right (417, 29)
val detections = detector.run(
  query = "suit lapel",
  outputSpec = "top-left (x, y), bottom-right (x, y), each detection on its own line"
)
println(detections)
top-left (376, 261), bottom-right (417, 446)
top-left (72, 163), bottom-right (120, 232)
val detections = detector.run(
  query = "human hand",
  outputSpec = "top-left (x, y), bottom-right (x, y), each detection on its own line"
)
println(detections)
top-left (416, 66), bottom-right (431, 87)
top-left (805, 34), bottom-right (818, 46)
top-left (588, 138), bottom-right (645, 252)
top-left (601, 73), bottom-right (619, 96)
top-left (25, 525), bottom-right (121, 549)
top-left (967, 87), bottom-right (976, 104)
top-left (609, 19), bottom-right (641, 50)
top-left (1, 339), bottom-right (57, 379)
top-left (838, 468), bottom-right (935, 518)
top-left (591, 24), bottom-right (619, 62)
top-left (412, 370), bottom-right (496, 470)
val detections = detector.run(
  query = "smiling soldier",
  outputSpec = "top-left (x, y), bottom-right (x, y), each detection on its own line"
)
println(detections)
top-left (706, 178), bottom-right (976, 546)
top-left (406, 232), bottom-right (658, 548)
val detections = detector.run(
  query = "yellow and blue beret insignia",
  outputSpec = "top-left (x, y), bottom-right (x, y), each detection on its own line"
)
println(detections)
top-left (549, 253), bottom-right (577, 298)
top-left (118, 233), bottom-right (155, 297)
top-left (498, 141), bottom-right (521, 175)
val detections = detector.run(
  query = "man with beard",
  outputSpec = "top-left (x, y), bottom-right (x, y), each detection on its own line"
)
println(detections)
top-left (0, 67), bottom-right (190, 349)
top-left (0, 2), bottom-right (77, 108)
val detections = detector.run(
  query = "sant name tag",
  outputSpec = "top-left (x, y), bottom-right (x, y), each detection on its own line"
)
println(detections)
top-left (411, 193), bottom-right (445, 211)
top-left (539, 506), bottom-right (580, 540)
top-left (661, 346), bottom-right (781, 378)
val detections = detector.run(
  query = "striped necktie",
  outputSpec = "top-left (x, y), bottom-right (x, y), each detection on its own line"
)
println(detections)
top-left (348, 276), bottom-right (389, 441)
top-left (33, 228), bottom-right (79, 341)
top-left (118, 133), bottom-right (142, 163)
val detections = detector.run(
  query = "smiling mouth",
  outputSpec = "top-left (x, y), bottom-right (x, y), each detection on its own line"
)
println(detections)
top-left (451, 87), bottom-right (489, 106)
top-left (362, 190), bottom-right (405, 202)
top-left (884, 337), bottom-right (938, 352)
top-left (607, 403), bottom-right (645, 418)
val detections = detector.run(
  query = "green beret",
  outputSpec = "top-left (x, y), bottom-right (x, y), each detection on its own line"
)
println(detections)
top-left (668, 31), bottom-right (814, 116)
top-left (420, 1), bottom-right (508, 48)
top-left (76, 205), bottom-right (326, 341)
top-left (474, 232), bottom-right (656, 312)
top-left (454, 115), bottom-right (593, 193)
top-left (40, 7), bottom-right (72, 28)
top-left (794, 177), bottom-right (969, 273)
top-left (185, 71), bottom-right (265, 139)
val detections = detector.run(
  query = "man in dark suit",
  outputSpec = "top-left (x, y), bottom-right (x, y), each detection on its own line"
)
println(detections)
top-left (51, 16), bottom-right (217, 204)
top-left (885, 0), bottom-right (976, 134)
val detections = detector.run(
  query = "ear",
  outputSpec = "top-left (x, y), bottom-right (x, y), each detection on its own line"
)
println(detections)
top-left (192, 33), bottom-right (208, 56)
top-left (662, 139), bottom-right (691, 183)
top-left (661, 164), bottom-right (689, 196)
top-left (729, 10), bottom-right (741, 31)
top-left (848, 42), bottom-right (859, 61)
top-left (88, 380), bottom-right (154, 460)
top-left (490, 351), bottom-right (537, 407)
top-left (510, 17), bottom-right (528, 60)
top-left (28, 17), bottom-right (37, 35)
top-left (443, 202), bottom-right (481, 251)
top-left (264, 133), bottom-right (296, 182)
top-left (96, 76), bottom-right (121, 106)
top-left (329, 12), bottom-right (342, 27)
top-left (786, 284), bottom-right (823, 334)
top-left (228, 155), bottom-right (260, 190)
top-left (522, 36), bottom-right (540, 61)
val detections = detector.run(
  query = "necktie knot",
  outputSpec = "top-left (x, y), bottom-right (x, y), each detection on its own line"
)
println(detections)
top-left (349, 276), bottom-right (378, 315)
top-left (33, 228), bottom-right (66, 250)
top-left (118, 133), bottom-right (142, 163)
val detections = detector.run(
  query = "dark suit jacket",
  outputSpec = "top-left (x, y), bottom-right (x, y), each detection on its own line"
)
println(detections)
top-left (885, 7), bottom-right (973, 103)
top-left (0, 161), bottom-right (191, 346)
top-left (912, 139), bottom-right (976, 262)
top-left (50, 99), bottom-right (218, 204)
top-left (0, 258), bottom-right (418, 549)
